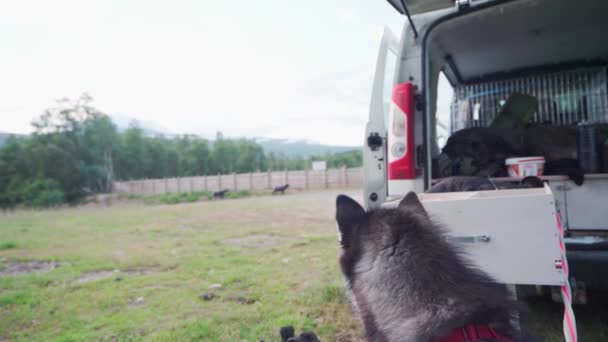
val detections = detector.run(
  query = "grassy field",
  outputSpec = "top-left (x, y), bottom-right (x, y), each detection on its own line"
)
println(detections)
top-left (1, 191), bottom-right (607, 341)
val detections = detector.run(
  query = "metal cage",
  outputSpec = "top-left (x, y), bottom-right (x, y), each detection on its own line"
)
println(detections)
top-left (450, 66), bottom-right (608, 133)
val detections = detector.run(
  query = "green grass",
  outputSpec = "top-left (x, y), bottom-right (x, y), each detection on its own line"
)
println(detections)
top-left (127, 190), bottom-right (254, 205)
top-left (225, 190), bottom-right (251, 199)
top-left (1, 191), bottom-right (607, 341)
top-left (0, 191), bottom-right (360, 341)
top-left (142, 191), bottom-right (212, 204)
top-left (0, 241), bottom-right (16, 250)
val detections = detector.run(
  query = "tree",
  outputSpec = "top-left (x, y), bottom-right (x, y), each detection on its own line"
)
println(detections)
top-left (0, 96), bottom-right (363, 208)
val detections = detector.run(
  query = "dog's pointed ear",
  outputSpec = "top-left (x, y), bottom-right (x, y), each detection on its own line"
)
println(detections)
top-left (336, 195), bottom-right (365, 243)
top-left (398, 192), bottom-right (428, 216)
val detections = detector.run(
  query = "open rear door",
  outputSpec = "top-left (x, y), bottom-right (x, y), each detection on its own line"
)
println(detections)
top-left (363, 27), bottom-right (399, 210)
top-left (385, 0), bottom-right (452, 15)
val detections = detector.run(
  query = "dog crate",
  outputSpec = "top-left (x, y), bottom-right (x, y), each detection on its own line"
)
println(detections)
top-left (449, 66), bottom-right (608, 132)
top-left (385, 184), bottom-right (564, 286)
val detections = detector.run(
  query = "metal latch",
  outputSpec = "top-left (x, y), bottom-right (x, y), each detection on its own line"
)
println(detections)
top-left (367, 132), bottom-right (383, 151)
top-left (447, 234), bottom-right (491, 243)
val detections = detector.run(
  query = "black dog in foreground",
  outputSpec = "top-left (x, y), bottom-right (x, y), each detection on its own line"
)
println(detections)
top-left (273, 184), bottom-right (289, 194)
top-left (280, 326), bottom-right (319, 342)
top-left (213, 189), bottom-right (229, 199)
top-left (335, 193), bottom-right (530, 341)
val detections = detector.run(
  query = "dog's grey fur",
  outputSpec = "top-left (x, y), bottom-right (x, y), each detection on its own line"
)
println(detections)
top-left (335, 193), bottom-right (521, 342)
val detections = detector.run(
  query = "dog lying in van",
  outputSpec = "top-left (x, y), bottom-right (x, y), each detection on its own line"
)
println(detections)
top-left (335, 193), bottom-right (535, 342)
top-left (435, 125), bottom-right (601, 185)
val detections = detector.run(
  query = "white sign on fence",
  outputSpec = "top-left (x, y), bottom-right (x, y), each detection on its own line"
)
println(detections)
top-left (312, 161), bottom-right (326, 171)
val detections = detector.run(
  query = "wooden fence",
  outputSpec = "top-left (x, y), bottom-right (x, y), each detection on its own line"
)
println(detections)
top-left (112, 167), bottom-right (363, 195)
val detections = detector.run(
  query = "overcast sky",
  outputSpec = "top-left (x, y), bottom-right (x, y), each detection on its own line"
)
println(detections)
top-left (0, 0), bottom-right (407, 145)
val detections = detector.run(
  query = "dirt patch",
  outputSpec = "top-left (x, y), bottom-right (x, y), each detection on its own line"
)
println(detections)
top-left (75, 268), bottom-right (157, 284)
top-left (128, 296), bottom-right (145, 307)
top-left (75, 270), bottom-right (117, 284)
top-left (222, 295), bottom-right (256, 304)
top-left (222, 234), bottom-right (286, 249)
top-left (0, 261), bottom-right (59, 276)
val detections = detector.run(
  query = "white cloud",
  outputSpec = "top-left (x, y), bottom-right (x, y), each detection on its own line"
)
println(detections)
top-left (338, 7), bottom-right (359, 24)
top-left (0, 0), bottom-right (405, 146)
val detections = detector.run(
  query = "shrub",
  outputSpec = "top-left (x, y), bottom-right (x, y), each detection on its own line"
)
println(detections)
top-left (184, 193), bottom-right (200, 202)
top-left (225, 190), bottom-right (250, 199)
top-left (0, 241), bottom-right (17, 250)
top-left (143, 192), bottom-right (206, 205)
top-left (140, 190), bottom-right (249, 205)
top-left (21, 178), bottom-right (65, 208)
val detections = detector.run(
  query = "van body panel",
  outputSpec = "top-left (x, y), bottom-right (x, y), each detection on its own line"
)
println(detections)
top-left (363, 27), bottom-right (400, 210)
top-left (369, 0), bottom-right (608, 291)
top-left (384, 184), bottom-right (564, 285)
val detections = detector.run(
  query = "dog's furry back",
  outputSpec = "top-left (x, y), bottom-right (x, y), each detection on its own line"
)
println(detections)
top-left (336, 193), bottom-right (520, 342)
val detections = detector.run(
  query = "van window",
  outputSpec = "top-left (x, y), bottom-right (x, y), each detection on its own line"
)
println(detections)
top-left (382, 50), bottom-right (398, 131)
top-left (436, 72), bottom-right (453, 149)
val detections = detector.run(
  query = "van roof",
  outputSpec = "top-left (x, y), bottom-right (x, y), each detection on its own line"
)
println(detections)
top-left (425, 0), bottom-right (608, 84)
top-left (386, 0), bottom-right (452, 15)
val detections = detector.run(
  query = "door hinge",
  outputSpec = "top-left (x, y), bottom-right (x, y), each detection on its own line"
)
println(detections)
top-left (414, 92), bottom-right (425, 111)
top-left (456, 0), bottom-right (495, 11)
top-left (367, 132), bottom-right (383, 151)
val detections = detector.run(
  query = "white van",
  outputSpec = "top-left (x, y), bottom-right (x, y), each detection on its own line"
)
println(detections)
top-left (363, 0), bottom-right (608, 300)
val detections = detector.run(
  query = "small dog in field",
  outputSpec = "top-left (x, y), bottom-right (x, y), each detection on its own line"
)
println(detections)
top-left (273, 184), bottom-right (289, 194)
top-left (336, 193), bottom-right (526, 342)
top-left (213, 189), bottom-right (229, 199)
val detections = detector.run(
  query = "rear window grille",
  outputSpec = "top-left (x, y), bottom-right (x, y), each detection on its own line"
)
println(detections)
top-left (450, 66), bottom-right (608, 132)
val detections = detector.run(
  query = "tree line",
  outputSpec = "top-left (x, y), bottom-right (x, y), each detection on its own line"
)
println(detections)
top-left (0, 95), bottom-right (362, 208)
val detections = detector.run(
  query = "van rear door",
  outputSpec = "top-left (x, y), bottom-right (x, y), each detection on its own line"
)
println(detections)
top-left (386, 0), bottom-right (452, 15)
top-left (363, 27), bottom-right (399, 210)
top-left (385, 0), bottom-right (500, 15)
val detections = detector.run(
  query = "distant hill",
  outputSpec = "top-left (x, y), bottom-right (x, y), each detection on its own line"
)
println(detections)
top-left (3, 116), bottom-right (361, 157)
top-left (253, 138), bottom-right (360, 157)
top-left (109, 114), bottom-right (361, 157)
top-left (0, 132), bottom-right (26, 147)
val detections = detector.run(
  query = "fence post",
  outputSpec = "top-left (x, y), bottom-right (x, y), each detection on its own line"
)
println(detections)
top-left (324, 169), bottom-right (329, 189)
top-left (267, 170), bottom-right (272, 189)
top-left (305, 169), bottom-right (309, 190)
top-left (344, 167), bottom-right (349, 187)
top-left (189, 177), bottom-right (194, 192)
top-left (249, 172), bottom-right (253, 191)
top-left (152, 179), bottom-right (156, 194)
top-left (177, 177), bottom-right (182, 193)
top-left (285, 169), bottom-right (289, 185)
top-left (164, 178), bottom-right (169, 193)
top-left (218, 173), bottom-right (222, 190)
top-left (204, 175), bottom-right (208, 191)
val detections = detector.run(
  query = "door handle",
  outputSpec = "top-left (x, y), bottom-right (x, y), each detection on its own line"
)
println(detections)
top-left (447, 234), bottom-right (491, 243)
